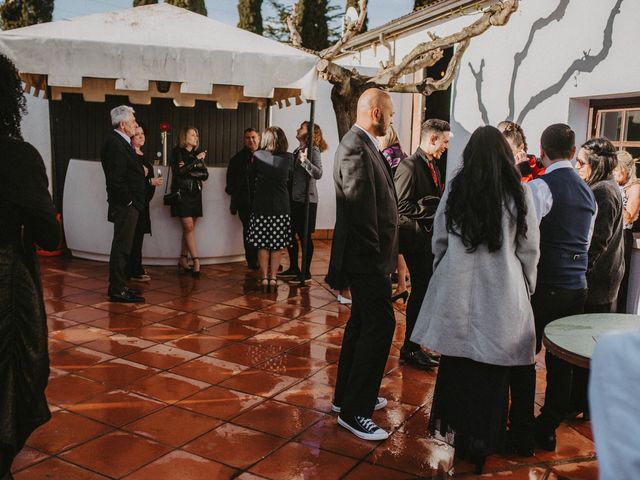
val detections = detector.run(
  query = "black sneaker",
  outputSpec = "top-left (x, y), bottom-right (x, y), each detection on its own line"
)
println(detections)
top-left (331, 397), bottom-right (387, 413)
top-left (277, 268), bottom-right (301, 279)
top-left (337, 415), bottom-right (389, 441)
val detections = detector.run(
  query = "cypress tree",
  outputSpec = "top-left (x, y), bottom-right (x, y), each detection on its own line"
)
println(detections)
top-left (0, 0), bottom-right (53, 30)
top-left (345, 0), bottom-right (367, 33)
top-left (165, 0), bottom-right (207, 15)
top-left (297, 0), bottom-right (330, 51)
top-left (133, 0), bottom-right (158, 6)
top-left (237, 0), bottom-right (263, 35)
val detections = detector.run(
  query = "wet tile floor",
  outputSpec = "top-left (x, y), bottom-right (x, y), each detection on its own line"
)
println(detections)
top-left (12, 241), bottom-right (597, 479)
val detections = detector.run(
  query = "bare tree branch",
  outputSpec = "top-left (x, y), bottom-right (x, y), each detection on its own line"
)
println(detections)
top-left (285, 2), bottom-right (302, 48)
top-left (388, 39), bottom-right (469, 94)
top-left (370, 0), bottom-right (518, 87)
top-left (320, 0), bottom-right (368, 60)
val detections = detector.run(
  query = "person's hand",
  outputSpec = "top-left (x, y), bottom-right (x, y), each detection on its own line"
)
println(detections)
top-left (514, 150), bottom-right (527, 165)
top-left (151, 177), bottom-right (163, 186)
top-left (299, 149), bottom-right (308, 165)
top-left (143, 165), bottom-right (149, 176)
top-left (178, 161), bottom-right (185, 167)
top-left (197, 151), bottom-right (207, 161)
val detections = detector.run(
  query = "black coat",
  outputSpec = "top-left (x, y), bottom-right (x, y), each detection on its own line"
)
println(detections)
top-left (394, 147), bottom-right (442, 254)
top-left (0, 137), bottom-right (60, 476)
top-left (100, 130), bottom-right (146, 222)
top-left (225, 147), bottom-right (254, 214)
top-left (136, 153), bottom-right (156, 234)
top-left (327, 125), bottom-right (399, 284)
top-left (249, 150), bottom-right (294, 217)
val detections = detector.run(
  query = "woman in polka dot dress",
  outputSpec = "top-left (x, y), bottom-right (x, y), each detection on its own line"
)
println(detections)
top-left (247, 126), bottom-right (294, 291)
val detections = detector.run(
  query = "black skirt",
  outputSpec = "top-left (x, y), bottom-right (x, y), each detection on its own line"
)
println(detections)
top-left (170, 188), bottom-right (203, 218)
top-left (429, 355), bottom-right (509, 460)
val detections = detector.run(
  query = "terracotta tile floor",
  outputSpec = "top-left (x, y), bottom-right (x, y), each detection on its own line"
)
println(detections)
top-left (11, 241), bottom-right (598, 479)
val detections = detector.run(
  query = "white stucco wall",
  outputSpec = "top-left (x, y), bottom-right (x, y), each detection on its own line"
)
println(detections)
top-left (22, 93), bottom-right (53, 194)
top-left (340, 0), bottom-right (637, 178)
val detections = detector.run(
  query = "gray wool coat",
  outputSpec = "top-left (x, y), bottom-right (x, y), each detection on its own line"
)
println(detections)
top-left (410, 185), bottom-right (541, 366)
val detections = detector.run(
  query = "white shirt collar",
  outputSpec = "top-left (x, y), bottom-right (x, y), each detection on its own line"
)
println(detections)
top-left (354, 124), bottom-right (379, 150)
top-left (544, 159), bottom-right (574, 174)
top-left (114, 128), bottom-right (131, 144)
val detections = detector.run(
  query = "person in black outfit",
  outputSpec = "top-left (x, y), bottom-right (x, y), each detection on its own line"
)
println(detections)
top-left (506, 124), bottom-right (596, 456)
top-left (126, 124), bottom-right (163, 282)
top-left (394, 119), bottom-right (450, 370)
top-left (170, 126), bottom-right (209, 278)
top-left (226, 128), bottom-right (259, 270)
top-left (0, 53), bottom-right (61, 478)
top-left (100, 105), bottom-right (145, 303)
top-left (328, 89), bottom-right (398, 441)
top-left (279, 121), bottom-right (326, 282)
top-left (246, 127), bottom-right (294, 291)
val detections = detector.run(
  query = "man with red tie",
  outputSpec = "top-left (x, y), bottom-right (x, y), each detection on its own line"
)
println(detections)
top-left (394, 119), bottom-right (450, 369)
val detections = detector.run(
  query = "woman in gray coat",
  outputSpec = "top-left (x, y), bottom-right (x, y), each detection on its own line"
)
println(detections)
top-left (411, 126), bottom-right (540, 473)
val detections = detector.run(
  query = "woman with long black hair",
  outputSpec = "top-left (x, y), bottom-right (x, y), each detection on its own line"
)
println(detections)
top-left (411, 126), bottom-right (540, 473)
top-left (0, 53), bottom-right (61, 479)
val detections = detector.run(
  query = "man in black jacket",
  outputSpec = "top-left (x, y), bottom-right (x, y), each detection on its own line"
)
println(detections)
top-left (226, 128), bottom-right (259, 269)
top-left (329, 89), bottom-right (399, 441)
top-left (394, 119), bottom-right (450, 369)
top-left (101, 105), bottom-right (145, 303)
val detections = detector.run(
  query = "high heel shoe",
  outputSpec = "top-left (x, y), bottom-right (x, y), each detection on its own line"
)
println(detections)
top-left (191, 257), bottom-right (201, 279)
top-left (391, 290), bottom-right (409, 303)
top-left (260, 277), bottom-right (269, 292)
top-left (268, 276), bottom-right (278, 292)
top-left (178, 255), bottom-right (192, 274)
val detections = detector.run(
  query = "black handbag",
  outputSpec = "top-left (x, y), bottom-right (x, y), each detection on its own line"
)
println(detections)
top-left (162, 165), bottom-right (181, 206)
top-left (188, 161), bottom-right (209, 181)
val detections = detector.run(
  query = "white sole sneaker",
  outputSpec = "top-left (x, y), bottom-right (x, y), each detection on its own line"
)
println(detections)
top-left (337, 294), bottom-right (352, 305)
top-left (331, 396), bottom-right (387, 414)
top-left (337, 416), bottom-right (389, 441)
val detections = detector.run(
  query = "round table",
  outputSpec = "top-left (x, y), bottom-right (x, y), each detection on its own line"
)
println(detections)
top-left (543, 313), bottom-right (640, 369)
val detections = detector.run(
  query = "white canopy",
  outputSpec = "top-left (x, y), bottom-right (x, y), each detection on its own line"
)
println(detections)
top-left (0, 3), bottom-right (319, 106)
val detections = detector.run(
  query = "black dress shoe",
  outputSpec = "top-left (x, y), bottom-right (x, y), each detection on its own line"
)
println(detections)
top-left (109, 290), bottom-right (145, 303)
top-left (400, 349), bottom-right (439, 369)
top-left (535, 428), bottom-right (556, 451)
top-left (124, 286), bottom-right (142, 295)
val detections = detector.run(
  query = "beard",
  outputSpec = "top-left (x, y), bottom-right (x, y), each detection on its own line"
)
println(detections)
top-left (372, 122), bottom-right (388, 137)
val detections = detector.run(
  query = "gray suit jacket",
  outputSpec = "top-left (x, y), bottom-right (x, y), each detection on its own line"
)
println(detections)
top-left (291, 146), bottom-right (323, 204)
top-left (411, 185), bottom-right (541, 366)
top-left (327, 125), bottom-right (399, 282)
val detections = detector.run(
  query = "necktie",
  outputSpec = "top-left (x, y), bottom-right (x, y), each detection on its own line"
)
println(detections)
top-left (427, 160), bottom-right (442, 194)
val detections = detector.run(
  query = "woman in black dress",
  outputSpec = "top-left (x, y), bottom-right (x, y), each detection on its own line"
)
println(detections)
top-left (170, 126), bottom-right (209, 278)
top-left (0, 53), bottom-right (61, 479)
top-left (247, 127), bottom-right (294, 291)
top-left (126, 124), bottom-right (163, 282)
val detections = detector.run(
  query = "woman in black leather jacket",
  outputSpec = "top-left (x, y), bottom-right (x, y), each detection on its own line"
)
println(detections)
top-left (170, 126), bottom-right (209, 277)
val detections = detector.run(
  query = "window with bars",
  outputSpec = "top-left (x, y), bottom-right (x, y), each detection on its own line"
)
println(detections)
top-left (592, 107), bottom-right (640, 159)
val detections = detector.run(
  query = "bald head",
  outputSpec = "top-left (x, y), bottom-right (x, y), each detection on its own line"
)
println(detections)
top-left (356, 88), bottom-right (394, 137)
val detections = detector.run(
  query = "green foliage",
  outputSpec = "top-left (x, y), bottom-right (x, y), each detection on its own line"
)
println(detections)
top-left (345, 0), bottom-right (366, 33)
top-left (414, 0), bottom-right (437, 11)
top-left (133, 0), bottom-right (158, 6)
top-left (165, 0), bottom-right (207, 15)
top-left (0, 0), bottom-right (53, 30)
top-left (264, 0), bottom-right (340, 48)
top-left (237, 0), bottom-right (263, 35)
top-left (297, 0), bottom-right (330, 50)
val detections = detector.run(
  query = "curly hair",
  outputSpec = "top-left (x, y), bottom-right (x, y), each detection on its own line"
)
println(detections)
top-left (446, 126), bottom-right (528, 252)
top-left (0, 53), bottom-right (26, 139)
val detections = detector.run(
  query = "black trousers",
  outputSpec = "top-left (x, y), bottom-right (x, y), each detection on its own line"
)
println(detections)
top-left (509, 284), bottom-right (587, 437)
top-left (108, 205), bottom-right (139, 294)
top-left (402, 239), bottom-right (434, 351)
top-left (125, 213), bottom-right (146, 278)
top-left (333, 273), bottom-right (396, 418)
top-left (238, 207), bottom-right (258, 268)
top-left (617, 228), bottom-right (634, 313)
top-left (288, 201), bottom-right (317, 273)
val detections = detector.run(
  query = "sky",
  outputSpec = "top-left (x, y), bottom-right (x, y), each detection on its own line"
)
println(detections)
top-left (53, 0), bottom-right (415, 31)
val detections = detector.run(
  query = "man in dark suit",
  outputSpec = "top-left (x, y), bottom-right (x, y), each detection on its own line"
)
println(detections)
top-left (394, 119), bottom-right (450, 369)
top-left (226, 128), bottom-right (260, 270)
top-left (101, 105), bottom-right (146, 303)
top-left (329, 89), bottom-right (399, 441)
